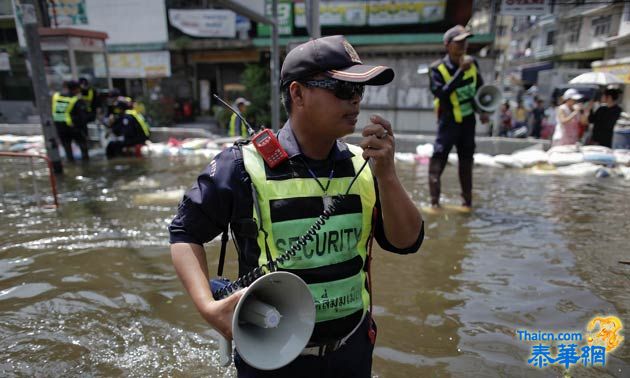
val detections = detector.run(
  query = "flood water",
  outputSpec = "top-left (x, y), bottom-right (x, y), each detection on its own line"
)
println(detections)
top-left (1, 153), bottom-right (629, 377)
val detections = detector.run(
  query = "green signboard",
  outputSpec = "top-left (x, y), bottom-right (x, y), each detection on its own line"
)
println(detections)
top-left (257, 0), bottom-right (293, 37)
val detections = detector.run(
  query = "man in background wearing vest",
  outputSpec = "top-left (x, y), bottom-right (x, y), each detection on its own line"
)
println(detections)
top-left (429, 25), bottom-right (488, 209)
top-left (169, 35), bottom-right (423, 377)
top-left (228, 97), bottom-right (250, 138)
top-left (105, 97), bottom-right (151, 158)
top-left (79, 77), bottom-right (98, 123)
top-left (52, 80), bottom-right (90, 162)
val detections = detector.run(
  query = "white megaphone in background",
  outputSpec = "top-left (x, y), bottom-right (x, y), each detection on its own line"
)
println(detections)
top-left (474, 84), bottom-right (502, 113)
top-left (213, 271), bottom-right (316, 371)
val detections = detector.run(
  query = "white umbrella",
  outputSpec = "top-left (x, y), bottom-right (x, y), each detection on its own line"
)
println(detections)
top-left (569, 72), bottom-right (623, 86)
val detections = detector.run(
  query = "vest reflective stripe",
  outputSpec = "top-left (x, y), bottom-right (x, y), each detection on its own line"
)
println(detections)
top-left (83, 88), bottom-right (94, 112)
top-left (242, 143), bottom-right (374, 324)
top-left (51, 93), bottom-right (78, 126)
top-left (229, 113), bottom-right (247, 137)
top-left (124, 109), bottom-right (150, 137)
top-left (434, 62), bottom-right (478, 123)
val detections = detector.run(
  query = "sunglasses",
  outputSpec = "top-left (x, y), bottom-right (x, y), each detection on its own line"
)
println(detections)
top-left (301, 79), bottom-right (365, 100)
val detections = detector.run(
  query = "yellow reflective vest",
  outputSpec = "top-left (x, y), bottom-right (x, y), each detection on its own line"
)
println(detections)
top-left (82, 88), bottom-right (95, 113)
top-left (433, 62), bottom-right (478, 123)
top-left (52, 92), bottom-right (79, 126)
top-left (124, 109), bottom-right (150, 138)
top-left (229, 113), bottom-right (248, 138)
top-left (241, 143), bottom-right (375, 341)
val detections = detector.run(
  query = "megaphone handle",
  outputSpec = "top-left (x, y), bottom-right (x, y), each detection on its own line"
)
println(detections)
top-left (219, 336), bottom-right (232, 366)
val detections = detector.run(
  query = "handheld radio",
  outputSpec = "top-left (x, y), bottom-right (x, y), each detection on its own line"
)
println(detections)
top-left (213, 94), bottom-right (288, 168)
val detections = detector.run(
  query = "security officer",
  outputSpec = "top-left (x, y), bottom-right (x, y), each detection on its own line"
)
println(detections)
top-left (429, 25), bottom-right (488, 209)
top-left (169, 35), bottom-right (424, 377)
top-left (228, 97), bottom-right (250, 138)
top-left (52, 80), bottom-right (90, 162)
top-left (105, 97), bottom-right (151, 158)
top-left (78, 77), bottom-right (98, 122)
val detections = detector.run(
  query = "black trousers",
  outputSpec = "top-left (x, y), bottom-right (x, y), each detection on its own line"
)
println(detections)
top-left (235, 315), bottom-right (376, 378)
top-left (429, 115), bottom-right (476, 206)
top-left (55, 122), bottom-right (89, 162)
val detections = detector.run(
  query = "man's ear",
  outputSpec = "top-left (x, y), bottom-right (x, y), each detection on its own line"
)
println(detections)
top-left (290, 82), bottom-right (305, 108)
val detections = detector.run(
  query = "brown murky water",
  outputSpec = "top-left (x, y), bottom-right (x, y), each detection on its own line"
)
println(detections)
top-left (1, 154), bottom-right (629, 377)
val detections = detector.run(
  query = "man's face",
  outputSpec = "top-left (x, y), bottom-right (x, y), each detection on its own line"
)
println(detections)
top-left (447, 39), bottom-right (468, 58)
top-left (297, 75), bottom-right (363, 138)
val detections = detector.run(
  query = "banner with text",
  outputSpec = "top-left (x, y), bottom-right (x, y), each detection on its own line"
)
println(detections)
top-left (95, 51), bottom-right (171, 79)
top-left (294, 0), bottom-right (445, 28)
top-left (169, 9), bottom-right (236, 38)
top-left (501, 0), bottom-right (549, 16)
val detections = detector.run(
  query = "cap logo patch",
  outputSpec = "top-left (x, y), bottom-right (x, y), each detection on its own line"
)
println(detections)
top-left (342, 39), bottom-right (361, 64)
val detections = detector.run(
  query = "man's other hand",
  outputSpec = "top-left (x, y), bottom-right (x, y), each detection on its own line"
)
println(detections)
top-left (360, 114), bottom-right (396, 180)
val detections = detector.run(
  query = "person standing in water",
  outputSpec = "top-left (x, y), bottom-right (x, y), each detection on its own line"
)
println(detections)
top-left (428, 25), bottom-right (488, 209)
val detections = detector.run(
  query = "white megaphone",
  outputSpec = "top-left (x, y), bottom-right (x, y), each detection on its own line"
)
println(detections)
top-left (217, 271), bottom-right (315, 370)
top-left (474, 84), bottom-right (502, 113)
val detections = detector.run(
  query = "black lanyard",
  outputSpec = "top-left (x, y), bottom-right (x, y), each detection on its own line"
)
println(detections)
top-left (299, 156), bottom-right (336, 195)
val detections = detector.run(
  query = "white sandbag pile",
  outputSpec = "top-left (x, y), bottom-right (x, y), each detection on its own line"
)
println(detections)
top-left (142, 138), bottom-right (224, 158)
top-left (493, 154), bottom-right (524, 169)
top-left (473, 153), bottom-right (503, 168)
top-left (0, 132), bottom-right (228, 160)
top-left (511, 149), bottom-right (548, 167)
top-left (547, 145), bottom-right (584, 166)
top-left (410, 142), bottom-right (630, 179)
top-left (0, 134), bottom-right (45, 154)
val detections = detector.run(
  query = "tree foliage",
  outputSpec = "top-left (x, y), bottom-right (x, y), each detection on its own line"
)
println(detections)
top-left (241, 63), bottom-right (271, 129)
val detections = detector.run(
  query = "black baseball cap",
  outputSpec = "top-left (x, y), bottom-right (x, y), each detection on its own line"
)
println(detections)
top-left (280, 35), bottom-right (394, 87)
top-left (65, 80), bottom-right (80, 90)
top-left (443, 25), bottom-right (473, 45)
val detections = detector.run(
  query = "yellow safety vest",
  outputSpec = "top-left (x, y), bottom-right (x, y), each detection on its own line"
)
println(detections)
top-left (241, 143), bottom-right (375, 341)
top-left (83, 88), bottom-right (95, 113)
top-left (52, 92), bottom-right (79, 126)
top-left (434, 62), bottom-right (478, 123)
top-left (229, 113), bottom-right (248, 138)
top-left (124, 109), bottom-right (150, 138)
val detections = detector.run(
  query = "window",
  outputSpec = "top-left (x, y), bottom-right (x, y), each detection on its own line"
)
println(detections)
top-left (497, 25), bottom-right (506, 37)
top-left (567, 20), bottom-right (580, 43)
top-left (546, 30), bottom-right (555, 46)
top-left (625, 6), bottom-right (630, 22)
top-left (592, 15), bottom-right (612, 37)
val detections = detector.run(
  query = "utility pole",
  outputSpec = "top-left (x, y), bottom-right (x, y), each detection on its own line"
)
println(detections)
top-left (21, 0), bottom-right (63, 173)
top-left (491, 0), bottom-right (504, 137)
top-left (306, 0), bottom-right (321, 39)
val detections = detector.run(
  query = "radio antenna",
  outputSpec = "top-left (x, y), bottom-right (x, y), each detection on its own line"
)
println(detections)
top-left (213, 94), bottom-right (255, 136)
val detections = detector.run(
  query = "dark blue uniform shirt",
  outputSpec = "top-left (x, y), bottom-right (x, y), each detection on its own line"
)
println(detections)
top-left (169, 122), bottom-right (423, 275)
